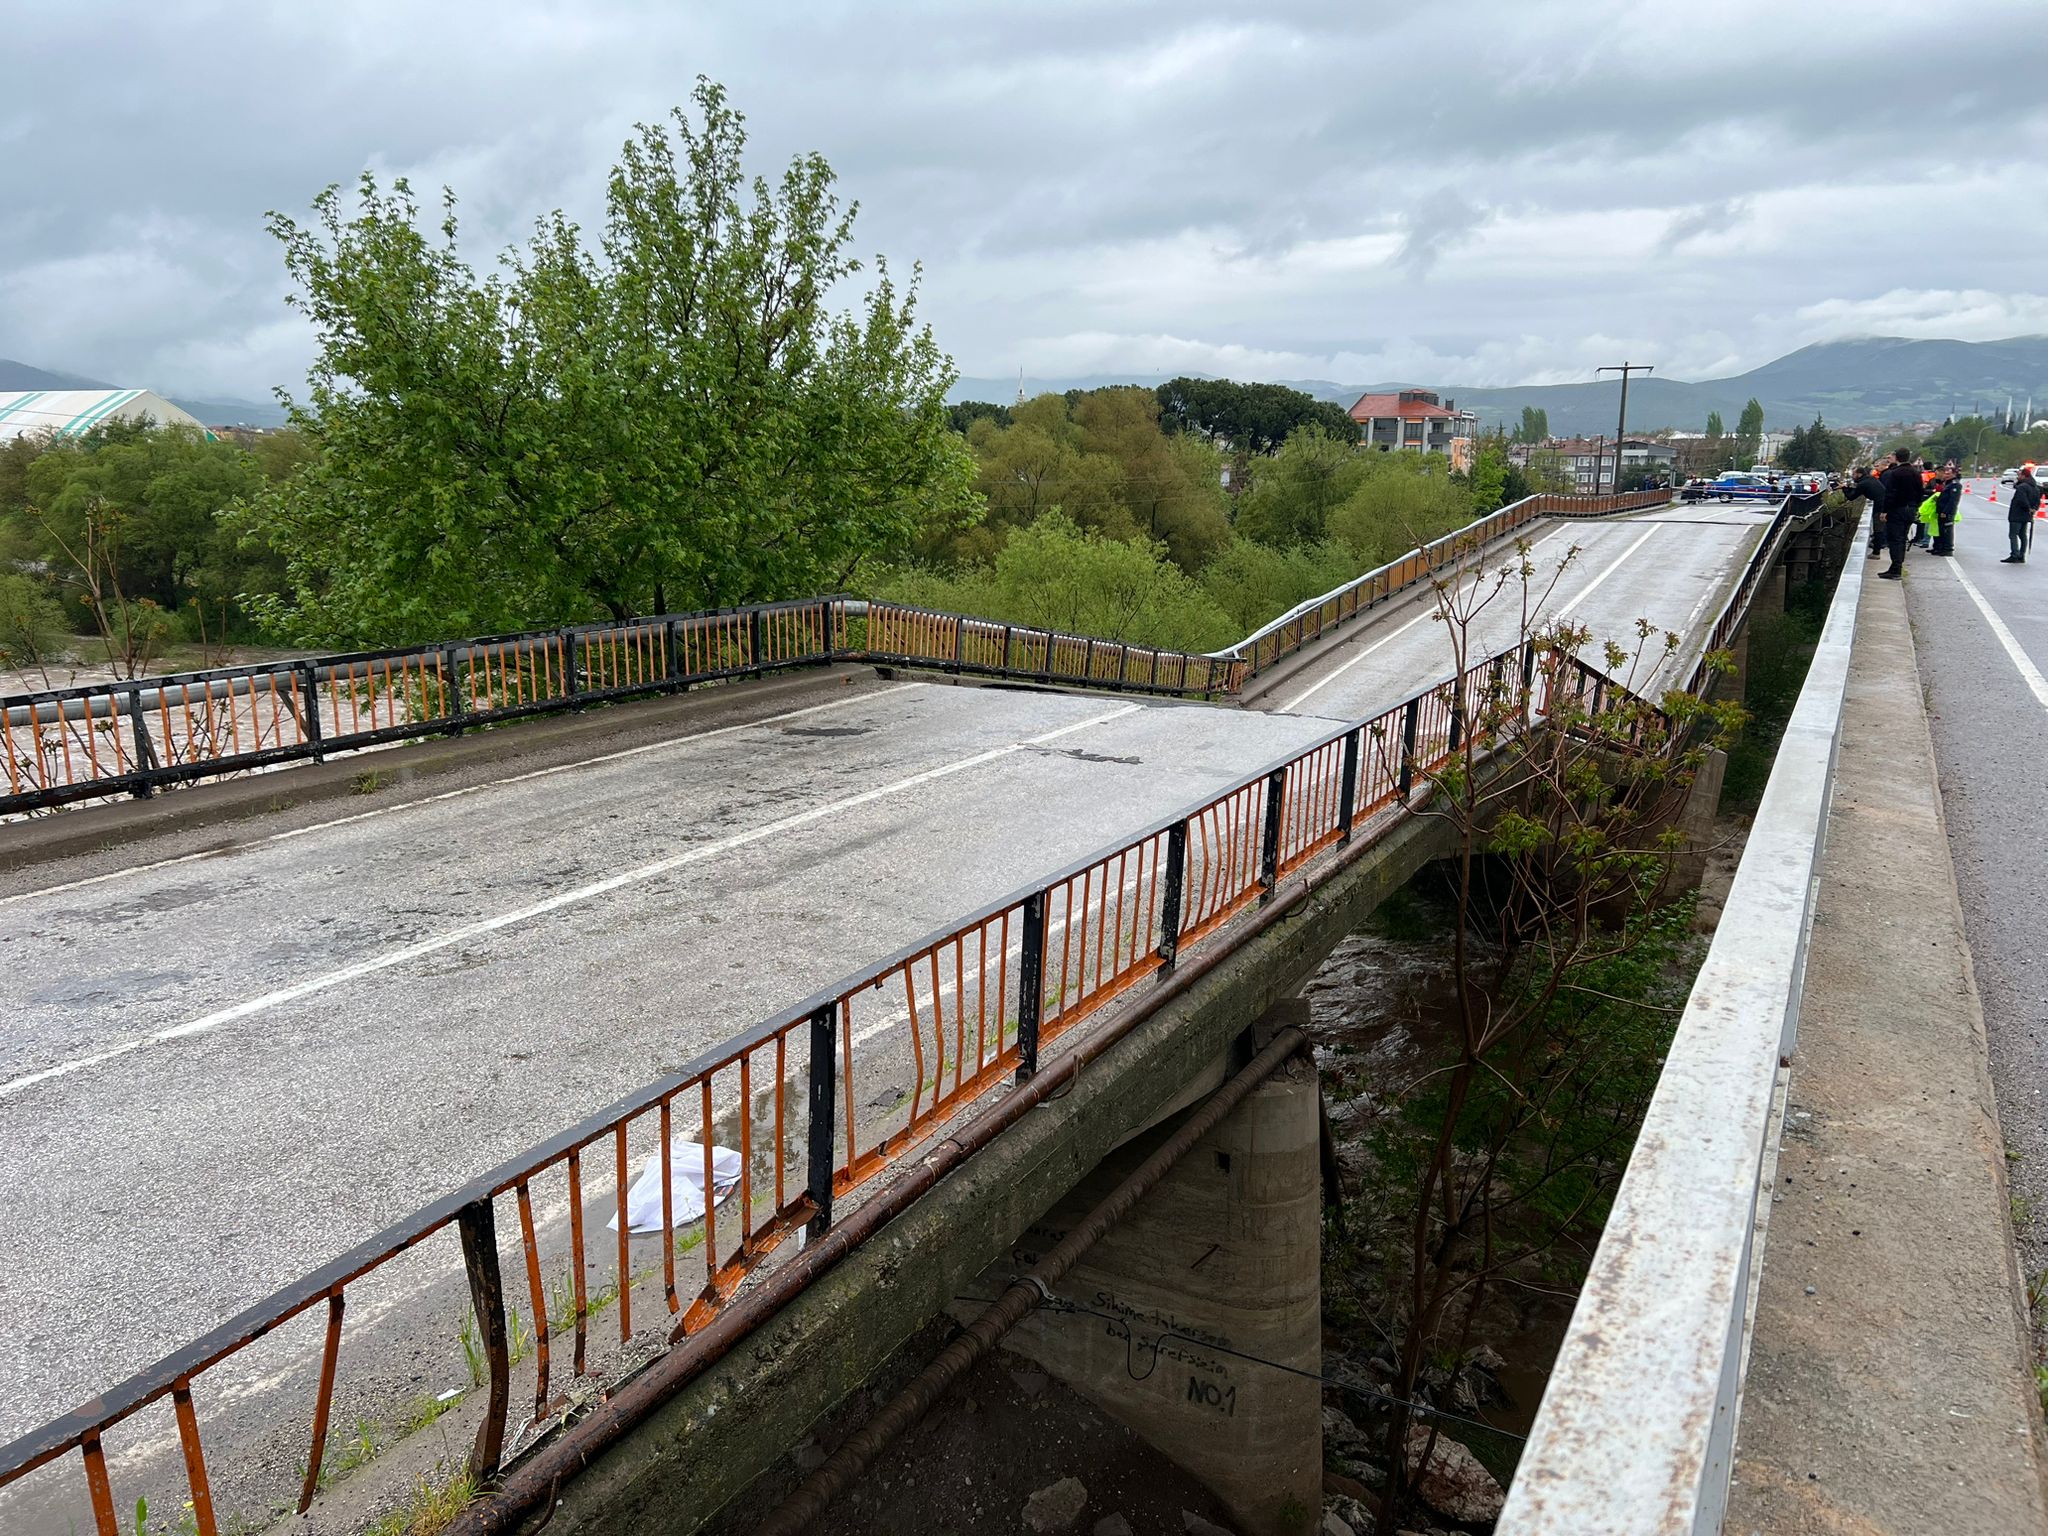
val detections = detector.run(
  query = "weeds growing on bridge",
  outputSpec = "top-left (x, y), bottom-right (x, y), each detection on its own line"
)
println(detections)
top-left (1347, 536), bottom-right (1738, 1534)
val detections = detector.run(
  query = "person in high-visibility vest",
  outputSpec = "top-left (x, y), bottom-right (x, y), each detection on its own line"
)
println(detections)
top-left (1931, 463), bottom-right (1962, 555)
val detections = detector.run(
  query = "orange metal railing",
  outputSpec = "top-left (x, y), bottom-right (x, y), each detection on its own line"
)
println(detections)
top-left (0, 633), bottom-right (1671, 1535)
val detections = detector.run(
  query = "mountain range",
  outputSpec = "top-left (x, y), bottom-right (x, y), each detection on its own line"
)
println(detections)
top-left (952, 336), bottom-right (2048, 436)
top-left (0, 358), bottom-right (290, 429)
top-left (11, 334), bottom-right (2048, 438)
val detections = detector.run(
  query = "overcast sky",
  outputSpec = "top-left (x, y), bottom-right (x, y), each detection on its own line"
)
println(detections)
top-left (5, 0), bottom-right (2046, 402)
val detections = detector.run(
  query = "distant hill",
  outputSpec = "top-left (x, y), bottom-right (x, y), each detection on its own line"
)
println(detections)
top-left (0, 357), bottom-right (290, 429)
top-left (951, 337), bottom-right (2048, 434)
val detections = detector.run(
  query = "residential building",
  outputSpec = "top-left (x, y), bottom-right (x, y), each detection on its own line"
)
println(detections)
top-left (1523, 436), bottom-right (1674, 491)
top-left (1347, 389), bottom-right (1479, 455)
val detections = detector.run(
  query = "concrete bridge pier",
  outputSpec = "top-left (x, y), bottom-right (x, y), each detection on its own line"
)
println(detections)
top-left (958, 1024), bottom-right (1325, 1536)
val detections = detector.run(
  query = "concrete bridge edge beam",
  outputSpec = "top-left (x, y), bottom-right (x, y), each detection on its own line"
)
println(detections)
top-left (530, 805), bottom-right (1460, 1536)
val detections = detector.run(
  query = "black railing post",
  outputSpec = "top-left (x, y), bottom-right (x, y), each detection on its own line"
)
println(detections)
top-left (750, 608), bottom-right (766, 679)
top-left (298, 663), bottom-right (324, 761)
top-left (1001, 626), bottom-right (1014, 675)
top-left (456, 1198), bottom-right (510, 1482)
top-left (1083, 638), bottom-right (1096, 684)
top-left (666, 618), bottom-right (685, 692)
top-left (1158, 820), bottom-right (1189, 971)
top-left (1397, 697), bottom-right (1421, 799)
top-left (1448, 681), bottom-right (1466, 755)
top-left (1115, 644), bottom-right (1129, 689)
top-left (1337, 728), bottom-right (1360, 842)
top-left (953, 618), bottom-right (967, 674)
top-left (441, 644), bottom-right (468, 734)
top-left (805, 1004), bottom-right (838, 1241)
top-left (1259, 767), bottom-right (1287, 895)
top-left (125, 688), bottom-right (156, 798)
top-left (563, 629), bottom-right (583, 708)
top-left (1016, 890), bottom-right (1048, 1082)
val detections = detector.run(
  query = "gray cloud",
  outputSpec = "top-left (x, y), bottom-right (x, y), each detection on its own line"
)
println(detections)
top-left (4, 0), bottom-right (2048, 400)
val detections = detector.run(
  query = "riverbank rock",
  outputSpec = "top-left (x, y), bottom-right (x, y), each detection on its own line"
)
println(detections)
top-left (1024, 1477), bottom-right (1088, 1531)
top-left (1322, 1493), bottom-right (1374, 1534)
top-left (1405, 1427), bottom-right (1505, 1523)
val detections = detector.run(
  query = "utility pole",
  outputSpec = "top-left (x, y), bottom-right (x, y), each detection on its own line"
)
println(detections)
top-left (1597, 362), bottom-right (1654, 491)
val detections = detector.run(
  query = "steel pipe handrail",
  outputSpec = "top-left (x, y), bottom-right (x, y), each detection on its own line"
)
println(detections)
top-left (1215, 487), bottom-right (1674, 677)
top-left (0, 632), bottom-right (1658, 1532)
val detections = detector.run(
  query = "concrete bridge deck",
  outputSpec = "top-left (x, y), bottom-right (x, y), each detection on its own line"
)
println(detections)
top-left (0, 499), bottom-right (1774, 1530)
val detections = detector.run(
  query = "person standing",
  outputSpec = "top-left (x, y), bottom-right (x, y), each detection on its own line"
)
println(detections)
top-left (2005, 464), bottom-right (2042, 563)
top-left (1932, 463), bottom-right (1962, 556)
top-left (1841, 463), bottom-right (1887, 556)
top-left (1877, 447), bottom-right (1924, 579)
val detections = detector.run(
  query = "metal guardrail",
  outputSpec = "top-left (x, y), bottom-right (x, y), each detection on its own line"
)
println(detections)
top-left (1220, 488), bottom-right (1674, 680)
top-left (0, 483), bottom-right (1796, 1532)
top-left (0, 635), bottom-right (1650, 1536)
top-left (3, 488), bottom-right (1678, 817)
top-left (1499, 506), bottom-right (1862, 1535)
top-left (0, 600), bottom-right (1243, 814)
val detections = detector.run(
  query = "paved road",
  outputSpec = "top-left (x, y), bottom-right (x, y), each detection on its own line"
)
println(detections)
top-left (1263, 506), bottom-right (1768, 719)
top-left (0, 502), bottom-right (1768, 1528)
top-left (1905, 476), bottom-right (2048, 1310)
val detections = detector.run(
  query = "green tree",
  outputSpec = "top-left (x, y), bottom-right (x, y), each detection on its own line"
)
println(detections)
top-left (1469, 444), bottom-right (1510, 514)
top-left (1232, 426), bottom-right (1369, 547)
top-left (1071, 389), bottom-right (1230, 572)
top-left (246, 79), bottom-right (975, 646)
top-left (1705, 409), bottom-right (1725, 439)
top-left (946, 400), bottom-right (1012, 436)
top-left (1154, 377), bottom-right (1361, 488)
top-left (1734, 398), bottom-right (1765, 468)
top-left (1324, 453), bottom-right (1476, 567)
top-left (0, 570), bottom-right (67, 676)
top-left (1511, 406), bottom-right (1549, 444)
top-left (873, 513), bottom-right (1234, 653)
top-left (12, 423), bottom-right (282, 644)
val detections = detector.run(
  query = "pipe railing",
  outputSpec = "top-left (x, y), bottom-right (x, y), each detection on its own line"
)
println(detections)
top-left (0, 599), bottom-right (1244, 815)
top-left (0, 633), bottom-right (1658, 1536)
top-left (1219, 487), bottom-right (1673, 680)
top-left (3, 488), bottom-right (1678, 817)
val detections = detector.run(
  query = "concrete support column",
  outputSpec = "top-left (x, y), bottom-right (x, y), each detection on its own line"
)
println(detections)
top-left (1666, 745), bottom-right (1728, 894)
top-left (1715, 625), bottom-right (1750, 703)
top-left (970, 1052), bottom-right (1324, 1536)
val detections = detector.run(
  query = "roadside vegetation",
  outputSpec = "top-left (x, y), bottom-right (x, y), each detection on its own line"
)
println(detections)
top-left (1312, 542), bottom-right (1740, 1532)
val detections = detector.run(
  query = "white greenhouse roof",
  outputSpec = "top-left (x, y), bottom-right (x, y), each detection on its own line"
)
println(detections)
top-left (0, 389), bottom-right (210, 441)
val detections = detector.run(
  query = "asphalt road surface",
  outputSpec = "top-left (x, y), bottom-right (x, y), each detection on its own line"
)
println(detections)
top-left (0, 502), bottom-right (1765, 1529)
top-left (1905, 476), bottom-right (2048, 1311)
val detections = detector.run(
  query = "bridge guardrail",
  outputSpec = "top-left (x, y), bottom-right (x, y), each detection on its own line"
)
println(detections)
top-left (1220, 487), bottom-right (1674, 681)
top-left (1499, 493), bottom-right (1857, 1536)
top-left (0, 628), bottom-right (1654, 1536)
top-left (0, 599), bottom-right (1243, 815)
top-left (3, 488), bottom-right (1680, 817)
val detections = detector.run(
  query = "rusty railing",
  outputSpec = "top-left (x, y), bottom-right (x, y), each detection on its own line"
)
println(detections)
top-left (1, 599), bottom-right (1246, 816)
top-left (0, 636), bottom-right (1657, 1536)
top-left (1220, 487), bottom-right (1674, 682)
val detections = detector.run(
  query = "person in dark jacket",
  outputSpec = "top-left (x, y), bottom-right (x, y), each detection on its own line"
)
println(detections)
top-left (1877, 448), bottom-right (1924, 578)
top-left (2006, 465), bottom-right (2042, 563)
top-left (1931, 463), bottom-right (1962, 555)
top-left (1841, 464), bottom-right (1887, 556)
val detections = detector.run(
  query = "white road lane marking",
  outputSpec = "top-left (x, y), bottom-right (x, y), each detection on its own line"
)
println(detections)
top-left (1948, 558), bottom-right (2048, 712)
top-left (0, 685), bottom-right (919, 908)
top-left (1554, 526), bottom-right (1660, 619)
top-left (1277, 530), bottom-right (1569, 713)
top-left (0, 703), bottom-right (1143, 1101)
top-left (1279, 523), bottom-right (1662, 714)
